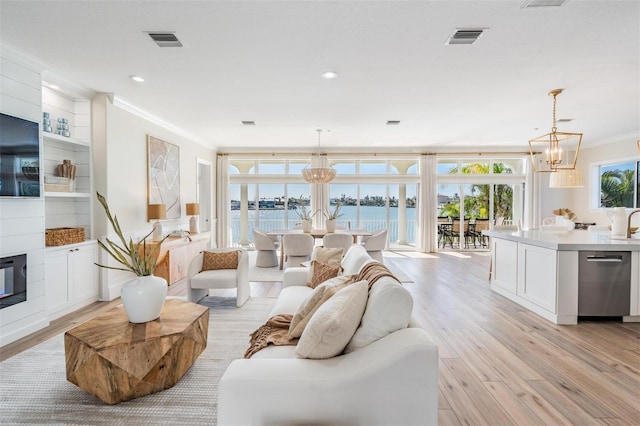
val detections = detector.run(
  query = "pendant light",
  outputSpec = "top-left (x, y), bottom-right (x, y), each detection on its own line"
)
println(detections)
top-left (549, 168), bottom-right (584, 188)
top-left (529, 89), bottom-right (582, 172)
top-left (302, 129), bottom-right (336, 183)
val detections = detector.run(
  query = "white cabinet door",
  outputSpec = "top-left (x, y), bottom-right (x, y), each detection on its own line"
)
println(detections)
top-left (517, 243), bottom-right (557, 313)
top-left (492, 238), bottom-right (518, 294)
top-left (72, 244), bottom-right (98, 302)
top-left (45, 248), bottom-right (72, 316)
top-left (45, 242), bottom-right (99, 319)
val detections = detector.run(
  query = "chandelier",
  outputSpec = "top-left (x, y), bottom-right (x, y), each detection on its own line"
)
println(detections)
top-left (528, 89), bottom-right (582, 172)
top-left (302, 129), bottom-right (336, 183)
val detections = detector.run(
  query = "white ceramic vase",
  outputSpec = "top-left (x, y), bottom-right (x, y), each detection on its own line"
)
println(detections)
top-left (610, 207), bottom-right (627, 237)
top-left (301, 220), bottom-right (312, 233)
top-left (326, 219), bottom-right (336, 233)
top-left (120, 275), bottom-right (168, 323)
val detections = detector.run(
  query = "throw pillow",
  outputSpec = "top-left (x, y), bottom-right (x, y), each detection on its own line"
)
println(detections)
top-left (314, 246), bottom-right (343, 265)
top-left (295, 280), bottom-right (369, 359)
top-left (288, 275), bottom-right (352, 339)
top-left (307, 247), bottom-right (343, 286)
top-left (344, 278), bottom-right (413, 353)
top-left (309, 260), bottom-right (341, 289)
top-left (202, 250), bottom-right (239, 271)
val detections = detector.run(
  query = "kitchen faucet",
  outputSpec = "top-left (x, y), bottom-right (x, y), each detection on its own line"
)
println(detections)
top-left (626, 209), bottom-right (640, 238)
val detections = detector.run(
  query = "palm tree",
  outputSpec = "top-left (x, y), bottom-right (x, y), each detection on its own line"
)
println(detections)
top-left (601, 169), bottom-right (635, 207)
top-left (441, 162), bottom-right (514, 219)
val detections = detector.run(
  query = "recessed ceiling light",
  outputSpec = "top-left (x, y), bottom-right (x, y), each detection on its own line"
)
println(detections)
top-left (130, 75), bottom-right (145, 82)
top-left (321, 71), bottom-right (338, 79)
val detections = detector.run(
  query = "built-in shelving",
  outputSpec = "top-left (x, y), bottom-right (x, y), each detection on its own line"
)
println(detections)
top-left (43, 132), bottom-right (90, 147)
top-left (42, 85), bottom-right (93, 240)
top-left (44, 191), bottom-right (91, 198)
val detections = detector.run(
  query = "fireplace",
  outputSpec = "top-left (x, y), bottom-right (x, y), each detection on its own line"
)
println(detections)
top-left (0, 254), bottom-right (27, 309)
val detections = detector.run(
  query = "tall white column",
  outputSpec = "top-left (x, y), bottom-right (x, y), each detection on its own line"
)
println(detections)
top-left (239, 183), bottom-right (250, 246)
top-left (393, 160), bottom-right (415, 246)
top-left (398, 184), bottom-right (407, 244)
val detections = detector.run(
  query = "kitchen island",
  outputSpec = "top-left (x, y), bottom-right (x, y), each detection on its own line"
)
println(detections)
top-left (484, 229), bottom-right (640, 325)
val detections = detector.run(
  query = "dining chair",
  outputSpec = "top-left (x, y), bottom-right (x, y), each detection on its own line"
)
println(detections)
top-left (283, 233), bottom-right (314, 268)
top-left (360, 229), bottom-right (387, 263)
top-left (473, 219), bottom-right (491, 248)
top-left (438, 222), bottom-right (454, 248)
top-left (322, 233), bottom-right (353, 256)
top-left (464, 219), bottom-right (476, 249)
top-left (252, 229), bottom-right (279, 267)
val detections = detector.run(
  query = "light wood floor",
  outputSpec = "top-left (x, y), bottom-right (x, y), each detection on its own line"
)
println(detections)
top-left (2, 251), bottom-right (639, 425)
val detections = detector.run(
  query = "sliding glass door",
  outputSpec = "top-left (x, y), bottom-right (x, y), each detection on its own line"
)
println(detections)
top-left (436, 157), bottom-right (525, 250)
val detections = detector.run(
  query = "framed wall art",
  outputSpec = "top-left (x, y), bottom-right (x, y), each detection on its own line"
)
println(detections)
top-left (147, 135), bottom-right (181, 219)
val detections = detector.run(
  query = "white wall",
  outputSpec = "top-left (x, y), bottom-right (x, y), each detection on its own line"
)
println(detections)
top-left (92, 95), bottom-right (215, 300)
top-left (0, 46), bottom-right (49, 346)
top-left (539, 139), bottom-right (639, 226)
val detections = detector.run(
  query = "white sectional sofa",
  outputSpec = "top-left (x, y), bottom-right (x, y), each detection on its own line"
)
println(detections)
top-left (218, 245), bottom-right (439, 426)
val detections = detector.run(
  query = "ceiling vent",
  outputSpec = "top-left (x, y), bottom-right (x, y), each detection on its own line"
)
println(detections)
top-left (522, 0), bottom-right (568, 8)
top-left (147, 32), bottom-right (183, 47)
top-left (557, 118), bottom-right (573, 123)
top-left (386, 120), bottom-right (401, 126)
top-left (241, 121), bottom-right (256, 126)
top-left (446, 28), bottom-right (487, 45)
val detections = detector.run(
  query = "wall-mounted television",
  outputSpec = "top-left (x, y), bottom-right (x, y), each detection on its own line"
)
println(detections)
top-left (0, 113), bottom-right (41, 198)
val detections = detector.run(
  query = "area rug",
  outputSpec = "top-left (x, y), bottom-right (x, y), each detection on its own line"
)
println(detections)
top-left (0, 297), bottom-right (275, 425)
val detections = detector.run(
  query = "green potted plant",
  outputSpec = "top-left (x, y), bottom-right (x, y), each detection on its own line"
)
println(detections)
top-left (95, 192), bottom-right (169, 323)
top-left (323, 203), bottom-right (344, 232)
top-left (296, 204), bottom-right (317, 233)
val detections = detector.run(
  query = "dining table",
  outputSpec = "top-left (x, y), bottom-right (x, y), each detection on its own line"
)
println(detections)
top-left (267, 228), bottom-right (372, 270)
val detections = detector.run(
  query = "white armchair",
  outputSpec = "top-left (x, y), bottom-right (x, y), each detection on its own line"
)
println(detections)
top-left (361, 229), bottom-right (387, 263)
top-left (187, 248), bottom-right (250, 307)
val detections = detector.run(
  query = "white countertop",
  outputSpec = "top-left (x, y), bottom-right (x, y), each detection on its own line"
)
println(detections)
top-left (483, 229), bottom-right (640, 251)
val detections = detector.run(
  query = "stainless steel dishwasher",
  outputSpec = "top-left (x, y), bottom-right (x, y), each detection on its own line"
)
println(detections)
top-left (578, 251), bottom-right (631, 317)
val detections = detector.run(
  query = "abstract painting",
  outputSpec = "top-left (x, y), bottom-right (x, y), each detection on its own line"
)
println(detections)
top-left (147, 135), bottom-right (180, 219)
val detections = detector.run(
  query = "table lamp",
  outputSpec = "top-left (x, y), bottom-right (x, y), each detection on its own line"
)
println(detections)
top-left (186, 202), bottom-right (200, 234)
top-left (147, 204), bottom-right (167, 240)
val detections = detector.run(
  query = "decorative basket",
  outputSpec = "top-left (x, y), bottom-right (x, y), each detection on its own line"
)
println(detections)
top-left (45, 227), bottom-right (85, 246)
top-left (44, 183), bottom-right (71, 192)
top-left (44, 176), bottom-right (72, 192)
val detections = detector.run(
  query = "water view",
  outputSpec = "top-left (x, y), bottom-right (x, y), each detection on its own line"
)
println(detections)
top-left (230, 205), bottom-right (417, 245)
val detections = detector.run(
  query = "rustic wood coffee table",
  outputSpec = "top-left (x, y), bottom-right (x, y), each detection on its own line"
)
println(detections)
top-left (64, 298), bottom-right (209, 404)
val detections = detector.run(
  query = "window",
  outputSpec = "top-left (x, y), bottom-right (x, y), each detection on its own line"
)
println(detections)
top-left (598, 161), bottom-right (638, 208)
top-left (228, 158), bottom-right (312, 245)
